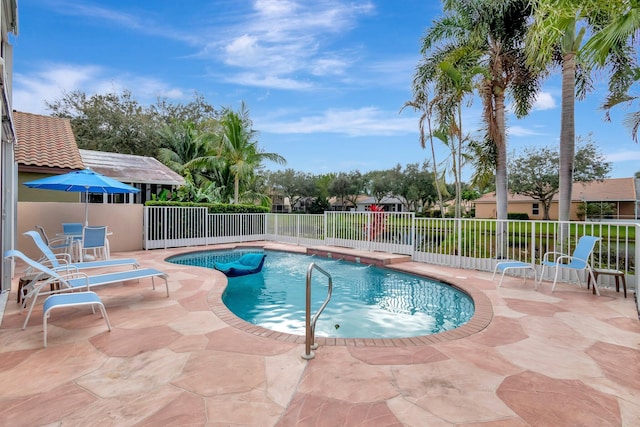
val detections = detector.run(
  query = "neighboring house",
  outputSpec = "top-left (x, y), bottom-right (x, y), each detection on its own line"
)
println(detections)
top-left (270, 193), bottom-right (291, 213)
top-left (15, 111), bottom-right (86, 203)
top-left (14, 111), bottom-right (184, 204)
top-left (0, 1), bottom-right (19, 293)
top-left (80, 149), bottom-right (184, 204)
top-left (474, 177), bottom-right (638, 221)
top-left (329, 195), bottom-right (406, 212)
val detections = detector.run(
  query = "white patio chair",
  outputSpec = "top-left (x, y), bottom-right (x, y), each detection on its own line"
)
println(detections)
top-left (538, 236), bottom-right (601, 295)
top-left (80, 226), bottom-right (109, 261)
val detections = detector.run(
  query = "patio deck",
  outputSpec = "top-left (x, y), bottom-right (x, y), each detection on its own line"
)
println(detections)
top-left (0, 243), bottom-right (638, 426)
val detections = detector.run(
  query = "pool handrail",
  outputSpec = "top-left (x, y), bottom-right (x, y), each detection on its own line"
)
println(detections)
top-left (302, 262), bottom-right (333, 360)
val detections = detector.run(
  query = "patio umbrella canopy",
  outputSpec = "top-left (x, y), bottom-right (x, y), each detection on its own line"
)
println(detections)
top-left (24, 168), bottom-right (140, 225)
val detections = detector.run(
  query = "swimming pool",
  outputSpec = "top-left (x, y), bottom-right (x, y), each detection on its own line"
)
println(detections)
top-left (167, 249), bottom-right (475, 339)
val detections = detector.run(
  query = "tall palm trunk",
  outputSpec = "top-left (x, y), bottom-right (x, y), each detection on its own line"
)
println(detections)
top-left (425, 110), bottom-right (446, 218)
top-left (558, 52), bottom-right (576, 223)
top-left (494, 88), bottom-right (508, 258)
top-left (494, 91), bottom-right (508, 221)
top-left (455, 105), bottom-right (463, 218)
top-left (234, 175), bottom-right (240, 204)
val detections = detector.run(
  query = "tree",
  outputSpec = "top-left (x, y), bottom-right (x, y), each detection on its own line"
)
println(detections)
top-left (151, 92), bottom-right (218, 126)
top-left (401, 89), bottom-right (447, 218)
top-left (217, 103), bottom-right (286, 204)
top-left (585, 1), bottom-right (640, 142)
top-left (388, 163), bottom-right (437, 212)
top-left (508, 140), bottom-right (611, 219)
top-left (157, 121), bottom-right (217, 182)
top-left (47, 89), bottom-right (156, 155)
top-left (266, 169), bottom-right (317, 212)
top-left (328, 173), bottom-right (354, 210)
top-left (342, 171), bottom-right (366, 208)
top-left (47, 90), bottom-right (219, 157)
top-left (364, 170), bottom-right (394, 204)
top-left (417, 0), bottom-right (538, 223)
top-left (526, 0), bottom-right (637, 222)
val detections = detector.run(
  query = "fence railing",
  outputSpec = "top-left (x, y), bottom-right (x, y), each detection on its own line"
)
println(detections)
top-left (143, 207), bottom-right (638, 293)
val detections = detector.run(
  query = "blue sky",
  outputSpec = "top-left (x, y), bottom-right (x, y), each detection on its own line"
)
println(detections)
top-left (11, 0), bottom-right (640, 180)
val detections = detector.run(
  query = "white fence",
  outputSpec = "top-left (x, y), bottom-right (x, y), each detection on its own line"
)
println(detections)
top-left (143, 207), bottom-right (639, 293)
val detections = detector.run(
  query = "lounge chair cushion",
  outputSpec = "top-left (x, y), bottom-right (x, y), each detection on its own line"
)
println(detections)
top-left (43, 291), bottom-right (112, 347)
top-left (214, 253), bottom-right (266, 277)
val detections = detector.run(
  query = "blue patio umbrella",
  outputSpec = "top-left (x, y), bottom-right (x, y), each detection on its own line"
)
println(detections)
top-left (24, 168), bottom-right (140, 226)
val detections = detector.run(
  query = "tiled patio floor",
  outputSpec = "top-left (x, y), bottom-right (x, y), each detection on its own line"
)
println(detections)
top-left (0, 242), bottom-right (639, 426)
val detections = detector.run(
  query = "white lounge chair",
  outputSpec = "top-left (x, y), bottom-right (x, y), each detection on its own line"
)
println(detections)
top-left (24, 230), bottom-right (138, 273)
top-left (4, 249), bottom-right (170, 329)
top-left (35, 224), bottom-right (71, 255)
top-left (43, 291), bottom-right (112, 347)
top-left (492, 260), bottom-right (538, 289)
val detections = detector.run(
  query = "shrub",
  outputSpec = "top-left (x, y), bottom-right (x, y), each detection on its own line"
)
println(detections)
top-left (507, 212), bottom-right (530, 220)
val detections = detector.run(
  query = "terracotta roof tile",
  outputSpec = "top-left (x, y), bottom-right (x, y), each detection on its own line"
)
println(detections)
top-left (14, 111), bottom-right (84, 170)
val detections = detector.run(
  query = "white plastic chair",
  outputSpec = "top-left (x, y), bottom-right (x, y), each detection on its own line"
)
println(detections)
top-left (538, 236), bottom-right (600, 295)
top-left (80, 226), bottom-right (110, 261)
top-left (62, 222), bottom-right (84, 260)
top-left (35, 224), bottom-right (71, 255)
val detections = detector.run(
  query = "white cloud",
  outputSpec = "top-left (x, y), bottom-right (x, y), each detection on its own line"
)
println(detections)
top-left (257, 107), bottom-right (418, 136)
top-left (215, 1), bottom-right (375, 88)
top-left (13, 64), bottom-right (102, 114)
top-left (42, 1), bottom-right (377, 92)
top-left (53, 1), bottom-right (200, 45)
top-left (12, 63), bottom-right (187, 114)
top-left (532, 91), bottom-right (556, 110)
top-left (225, 73), bottom-right (313, 90)
top-left (508, 125), bottom-right (546, 137)
top-left (605, 150), bottom-right (640, 162)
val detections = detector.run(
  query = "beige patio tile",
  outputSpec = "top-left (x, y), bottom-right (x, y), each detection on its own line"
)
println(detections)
top-left (296, 346), bottom-right (399, 403)
top-left (496, 336), bottom-right (603, 379)
top-left (171, 349), bottom-right (265, 396)
top-left (265, 346), bottom-right (307, 407)
top-left (1, 244), bottom-right (636, 425)
top-left (0, 341), bottom-right (108, 398)
top-left (392, 358), bottom-right (514, 424)
top-left (76, 347), bottom-right (190, 398)
top-left (168, 311), bottom-right (227, 335)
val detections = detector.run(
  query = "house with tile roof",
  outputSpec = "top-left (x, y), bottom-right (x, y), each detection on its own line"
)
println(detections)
top-left (474, 177), bottom-right (639, 221)
top-left (328, 195), bottom-right (407, 212)
top-left (14, 111), bottom-right (184, 204)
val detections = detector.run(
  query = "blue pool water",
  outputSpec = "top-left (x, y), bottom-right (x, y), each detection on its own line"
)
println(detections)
top-left (167, 249), bottom-right (475, 339)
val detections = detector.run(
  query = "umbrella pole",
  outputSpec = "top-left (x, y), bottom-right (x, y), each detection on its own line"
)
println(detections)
top-left (84, 189), bottom-right (89, 226)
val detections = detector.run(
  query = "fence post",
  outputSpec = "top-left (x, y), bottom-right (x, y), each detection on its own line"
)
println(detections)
top-left (456, 217), bottom-right (462, 267)
top-left (143, 206), bottom-right (148, 250)
top-left (636, 224), bottom-right (640, 317)
top-left (163, 207), bottom-right (168, 249)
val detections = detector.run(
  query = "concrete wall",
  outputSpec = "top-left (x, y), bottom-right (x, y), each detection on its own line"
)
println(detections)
top-left (17, 202), bottom-right (143, 259)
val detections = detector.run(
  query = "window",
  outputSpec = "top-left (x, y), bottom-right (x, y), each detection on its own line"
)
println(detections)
top-left (532, 203), bottom-right (539, 215)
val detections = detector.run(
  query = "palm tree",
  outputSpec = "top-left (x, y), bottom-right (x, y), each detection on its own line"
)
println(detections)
top-left (218, 103), bottom-right (286, 204)
top-left (401, 89), bottom-right (447, 218)
top-left (157, 121), bottom-right (215, 184)
top-left (417, 0), bottom-right (538, 223)
top-left (527, 0), bottom-right (637, 222)
top-left (584, 1), bottom-right (640, 142)
top-left (526, 6), bottom-right (587, 223)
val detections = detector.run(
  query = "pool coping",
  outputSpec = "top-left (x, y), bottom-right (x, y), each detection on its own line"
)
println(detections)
top-left (195, 243), bottom-right (493, 347)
